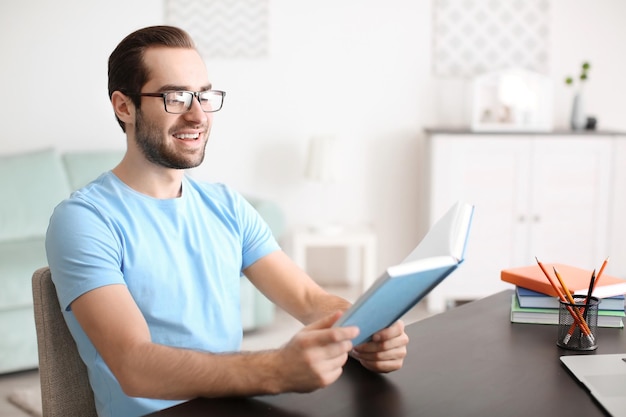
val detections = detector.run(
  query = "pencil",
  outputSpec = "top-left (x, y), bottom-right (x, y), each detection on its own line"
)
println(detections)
top-left (565, 269), bottom-right (596, 340)
top-left (553, 266), bottom-right (594, 343)
top-left (571, 257), bottom-right (610, 339)
top-left (567, 257), bottom-right (609, 337)
top-left (592, 256), bottom-right (610, 294)
top-left (534, 258), bottom-right (593, 343)
top-left (553, 266), bottom-right (578, 305)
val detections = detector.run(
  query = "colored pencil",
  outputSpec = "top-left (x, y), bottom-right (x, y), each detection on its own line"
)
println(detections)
top-left (534, 257), bottom-right (593, 343)
top-left (553, 266), bottom-right (594, 343)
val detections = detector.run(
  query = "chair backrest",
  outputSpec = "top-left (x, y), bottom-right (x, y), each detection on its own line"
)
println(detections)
top-left (32, 266), bottom-right (98, 417)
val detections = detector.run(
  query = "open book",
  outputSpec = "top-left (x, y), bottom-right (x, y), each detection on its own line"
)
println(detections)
top-left (334, 201), bottom-right (474, 346)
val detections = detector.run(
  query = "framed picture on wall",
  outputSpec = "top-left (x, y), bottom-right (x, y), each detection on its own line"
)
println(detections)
top-left (471, 68), bottom-right (553, 132)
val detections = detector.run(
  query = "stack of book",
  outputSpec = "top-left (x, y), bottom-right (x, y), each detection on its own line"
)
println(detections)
top-left (501, 263), bottom-right (626, 328)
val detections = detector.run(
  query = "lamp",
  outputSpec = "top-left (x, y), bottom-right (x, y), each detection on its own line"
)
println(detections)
top-left (304, 135), bottom-right (336, 183)
top-left (304, 135), bottom-right (342, 234)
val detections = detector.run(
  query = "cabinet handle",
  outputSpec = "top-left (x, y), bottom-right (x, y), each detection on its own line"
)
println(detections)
top-left (517, 215), bottom-right (541, 223)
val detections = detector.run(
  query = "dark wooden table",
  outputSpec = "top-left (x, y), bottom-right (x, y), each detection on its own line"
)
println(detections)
top-left (146, 290), bottom-right (625, 416)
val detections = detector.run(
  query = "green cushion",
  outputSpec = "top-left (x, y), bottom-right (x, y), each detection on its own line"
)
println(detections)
top-left (245, 196), bottom-right (286, 240)
top-left (0, 306), bottom-right (38, 373)
top-left (62, 150), bottom-right (124, 190)
top-left (0, 238), bottom-right (47, 309)
top-left (0, 149), bottom-right (70, 240)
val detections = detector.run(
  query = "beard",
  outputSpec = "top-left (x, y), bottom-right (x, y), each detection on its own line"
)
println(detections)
top-left (134, 109), bottom-right (207, 169)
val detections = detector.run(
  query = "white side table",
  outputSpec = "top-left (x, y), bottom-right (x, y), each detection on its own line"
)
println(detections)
top-left (291, 226), bottom-right (378, 292)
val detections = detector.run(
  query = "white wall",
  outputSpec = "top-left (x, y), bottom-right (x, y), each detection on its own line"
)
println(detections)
top-left (550, 0), bottom-right (626, 130)
top-left (1, 0), bottom-right (625, 276)
top-left (200, 0), bottom-right (432, 276)
top-left (0, 0), bottom-right (162, 153)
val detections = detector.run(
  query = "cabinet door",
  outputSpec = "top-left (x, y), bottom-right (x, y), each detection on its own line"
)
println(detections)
top-left (529, 138), bottom-right (612, 270)
top-left (426, 135), bottom-right (530, 312)
top-left (425, 134), bottom-right (613, 313)
top-left (608, 138), bottom-right (626, 277)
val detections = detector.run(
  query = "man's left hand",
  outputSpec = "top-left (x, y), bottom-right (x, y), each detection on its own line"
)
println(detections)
top-left (350, 320), bottom-right (409, 373)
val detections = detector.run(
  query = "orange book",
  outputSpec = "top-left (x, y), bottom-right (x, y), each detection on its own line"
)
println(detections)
top-left (501, 263), bottom-right (626, 299)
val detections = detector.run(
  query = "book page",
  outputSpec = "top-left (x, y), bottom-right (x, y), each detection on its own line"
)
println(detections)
top-left (402, 201), bottom-right (473, 263)
top-left (387, 255), bottom-right (457, 277)
top-left (332, 200), bottom-right (474, 345)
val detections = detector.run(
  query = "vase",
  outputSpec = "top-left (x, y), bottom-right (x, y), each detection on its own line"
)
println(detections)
top-left (570, 91), bottom-right (586, 130)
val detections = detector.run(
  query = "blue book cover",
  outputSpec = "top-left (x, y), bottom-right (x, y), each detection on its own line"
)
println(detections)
top-left (334, 201), bottom-right (474, 346)
top-left (516, 286), bottom-right (625, 311)
top-left (510, 295), bottom-right (624, 328)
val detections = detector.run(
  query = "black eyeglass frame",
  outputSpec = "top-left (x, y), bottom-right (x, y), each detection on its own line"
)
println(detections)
top-left (133, 90), bottom-right (226, 114)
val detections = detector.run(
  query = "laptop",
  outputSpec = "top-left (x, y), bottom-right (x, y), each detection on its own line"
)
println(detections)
top-left (560, 354), bottom-right (626, 417)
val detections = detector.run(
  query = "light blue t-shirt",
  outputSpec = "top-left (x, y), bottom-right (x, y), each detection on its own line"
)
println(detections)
top-left (45, 172), bottom-right (280, 417)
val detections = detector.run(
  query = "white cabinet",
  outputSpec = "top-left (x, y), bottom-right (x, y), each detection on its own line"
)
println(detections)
top-left (609, 140), bottom-right (626, 277)
top-left (425, 132), bottom-right (619, 313)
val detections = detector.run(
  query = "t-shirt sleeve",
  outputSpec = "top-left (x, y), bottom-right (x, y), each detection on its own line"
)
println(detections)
top-left (230, 190), bottom-right (281, 271)
top-left (45, 196), bottom-right (125, 311)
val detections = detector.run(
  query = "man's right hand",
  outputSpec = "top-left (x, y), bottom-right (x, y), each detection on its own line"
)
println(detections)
top-left (276, 312), bottom-right (359, 393)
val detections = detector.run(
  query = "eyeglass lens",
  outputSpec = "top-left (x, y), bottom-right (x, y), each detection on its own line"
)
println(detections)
top-left (164, 91), bottom-right (223, 113)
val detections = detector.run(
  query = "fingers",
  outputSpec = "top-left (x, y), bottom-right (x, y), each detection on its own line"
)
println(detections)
top-left (356, 355), bottom-right (406, 374)
top-left (352, 343), bottom-right (407, 373)
top-left (352, 343), bottom-right (407, 363)
top-left (355, 320), bottom-right (407, 353)
top-left (304, 310), bottom-right (344, 330)
top-left (300, 311), bottom-right (359, 345)
top-left (351, 320), bottom-right (409, 373)
top-left (372, 319), bottom-right (405, 342)
top-left (278, 312), bottom-right (360, 392)
top-left (295, 312), bottom-right (360, 358)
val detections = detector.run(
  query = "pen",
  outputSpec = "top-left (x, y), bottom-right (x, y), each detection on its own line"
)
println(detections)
top-left (583, 269), bottom-right (596, 320)
top-left (553, 266), bottom-right (594, 344)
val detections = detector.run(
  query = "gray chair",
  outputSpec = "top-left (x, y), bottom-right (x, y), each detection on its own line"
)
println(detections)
top-left (32, 266), bottom-right (97, 417)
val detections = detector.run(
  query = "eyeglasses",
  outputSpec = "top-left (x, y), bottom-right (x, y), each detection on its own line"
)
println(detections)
top-left (135, 90), bottom-right (226, 114)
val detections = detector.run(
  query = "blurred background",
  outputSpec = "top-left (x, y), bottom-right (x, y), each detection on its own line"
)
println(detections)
top-left (1, 0), bottom-right (625, 276)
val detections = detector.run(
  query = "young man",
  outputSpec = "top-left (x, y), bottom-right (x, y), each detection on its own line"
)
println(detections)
top-left (46, 26), bottom-right (408, 417)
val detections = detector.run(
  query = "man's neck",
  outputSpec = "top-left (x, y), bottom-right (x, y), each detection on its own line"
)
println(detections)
top-left (112, 156), bottom-right (185, 199)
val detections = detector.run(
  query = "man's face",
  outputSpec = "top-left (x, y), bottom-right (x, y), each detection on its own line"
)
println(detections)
top-left (133, 47), bottom-right (213, 169)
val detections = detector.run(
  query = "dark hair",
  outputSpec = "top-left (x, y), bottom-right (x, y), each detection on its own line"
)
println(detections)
top-left (108, 25), bottom-right (196, 131)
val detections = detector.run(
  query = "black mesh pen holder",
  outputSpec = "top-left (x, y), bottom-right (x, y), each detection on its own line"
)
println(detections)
top-left (556, 295), bottom-right (599, 351)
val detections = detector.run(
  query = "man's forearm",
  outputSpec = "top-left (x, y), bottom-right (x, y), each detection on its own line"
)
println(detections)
top-left (112, 311), bottom-right (361, 400)
top-left (115, 342), bottom-right (285, 399)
